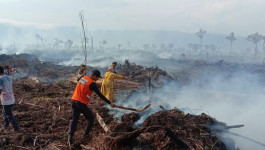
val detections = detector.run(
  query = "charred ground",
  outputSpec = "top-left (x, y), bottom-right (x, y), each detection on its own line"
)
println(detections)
top-left (0, 54), bottom-right (258, 150)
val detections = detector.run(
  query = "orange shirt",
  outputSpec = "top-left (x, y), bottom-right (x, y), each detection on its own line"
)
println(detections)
top-left (71, 76), bottom-right (94, 104)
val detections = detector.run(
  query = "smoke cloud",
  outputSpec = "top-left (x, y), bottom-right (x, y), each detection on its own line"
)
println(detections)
top-left (110, 69), bottom-right (265, 150)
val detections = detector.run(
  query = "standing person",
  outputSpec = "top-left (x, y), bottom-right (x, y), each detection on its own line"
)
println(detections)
top-left (68, 69), bottom-right (116, 144)
top-left (76, 64), bottom-right (86, 81)
top-left (101, 67), bottom-right (127, 101)
top-left (4, 65), bottom-right (14, 76)
top-left (0, 66), bottom-right (19, 131)
top-left (108, 61), bottom-right (117, 74)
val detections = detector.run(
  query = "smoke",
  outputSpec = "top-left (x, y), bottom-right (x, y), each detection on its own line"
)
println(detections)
top-left (109, 68), bottom-right (265, 150)
top-left (60, 48), bottom-right (164, 68)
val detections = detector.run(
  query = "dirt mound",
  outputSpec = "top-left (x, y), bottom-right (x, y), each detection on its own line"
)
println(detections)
top-left (81, 110), bottom-right (231, 150)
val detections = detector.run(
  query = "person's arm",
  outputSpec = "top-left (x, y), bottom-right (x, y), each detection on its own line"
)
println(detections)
top-left (114, 73), bottom-right (123, 79)
top-left (89, 82), bottom-right (115, 107)
top-left (0, 79), bottom-right (3, 94)
top-left (77, 71), bottom-right (84, 78)
top-left (114, 73), bottom-right (128, 80)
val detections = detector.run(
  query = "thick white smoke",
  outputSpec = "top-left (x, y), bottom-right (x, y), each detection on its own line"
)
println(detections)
top-left (111, 70), bottom-right (265, 150)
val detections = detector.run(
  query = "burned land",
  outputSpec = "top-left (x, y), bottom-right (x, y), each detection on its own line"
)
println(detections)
top-left (2, 54), bottom-right (264, 150)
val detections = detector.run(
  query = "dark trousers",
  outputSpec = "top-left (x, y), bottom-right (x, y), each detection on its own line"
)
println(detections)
top-left (69, 100), bottom-right (95, 136)
top-left (2, 105), bottom-right (19, 131)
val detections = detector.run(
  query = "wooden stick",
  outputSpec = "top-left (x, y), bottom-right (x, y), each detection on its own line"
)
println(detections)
top-left (230, 131), bottom-right (265, 148)
top-left (33, 136), bottom-right (38, 146)
top-left (115, 104), bottom-right (151, 112)
top-left (13, 145), bottom-right (30, 150)
top-left (225, 124), bottom-right (244, 129)
top-left (24, 102), bottom-right (45, 108)
top-left (138, 104), bottom-right (151, 112)
top-left (96, 113), bottom-right (111, 134)
top-left (80, 144), bottom-right (93, 150)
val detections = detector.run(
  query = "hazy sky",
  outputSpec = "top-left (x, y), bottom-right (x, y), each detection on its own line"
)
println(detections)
top-left (0, 0), bottom-right (265, 36)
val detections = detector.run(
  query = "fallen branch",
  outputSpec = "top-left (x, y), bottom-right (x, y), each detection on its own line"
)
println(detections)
top-left (33, 136), bottom-right (38, 146)
top-left (80, 144), bottom-right (94, 150)
top-left (225, 124), bottom-right (244, 129)
top-left (13, 145), bottom-right (30, 150)
top-left (115, 104), bottom-right (151, 112)
top-left (159, 105), bottom-right (165, 110)
top-left (230, 132), bottom-right (265, 148)
top-left (96, 113), bottom-right (111, 134)
top-left (24, 102), bottom-right (45, 108)
top-left (45, 139), bottom-right (50, 145)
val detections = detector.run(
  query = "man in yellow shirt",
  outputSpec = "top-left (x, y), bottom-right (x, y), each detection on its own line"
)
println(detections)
top-left (101, 67), bottom-right (127, 101)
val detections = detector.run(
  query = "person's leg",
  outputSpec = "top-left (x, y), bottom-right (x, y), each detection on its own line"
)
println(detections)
top-left (3, 105), bottom-right (19, 131)
top-left (68, 101), bottom-right (81, 143)
top-left (2, 105), bottom-right (9, 128)
top-left (81, 106), bottom-right (95, 137)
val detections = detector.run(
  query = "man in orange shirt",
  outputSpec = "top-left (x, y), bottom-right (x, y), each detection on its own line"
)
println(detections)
top-left (68, 69), bottom-right (116, 144)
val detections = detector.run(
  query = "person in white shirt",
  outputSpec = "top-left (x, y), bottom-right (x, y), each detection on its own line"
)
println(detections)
top-left (0, 66), bottom-right (19, 131)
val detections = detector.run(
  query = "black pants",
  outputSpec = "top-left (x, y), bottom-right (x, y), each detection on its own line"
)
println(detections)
top-left (69, 100), bottom-right (95, 136)
top-left (2, 105), bottom-right (19, 131)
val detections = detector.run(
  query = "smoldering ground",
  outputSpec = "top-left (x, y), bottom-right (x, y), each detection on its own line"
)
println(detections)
top-left (111, 68), bottom-right (265, 150)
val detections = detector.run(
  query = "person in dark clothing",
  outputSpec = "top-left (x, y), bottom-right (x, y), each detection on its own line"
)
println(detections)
top-left (0, 66), bottom-right (19, 131)
top-left (76, 64), bottom-right (86, 81)
top-left (4, 65), bottom-right (14, 76)
top-left (68, 69), bottom-right (116, 144)
top-left (108, 61), bottom-right (117, 74)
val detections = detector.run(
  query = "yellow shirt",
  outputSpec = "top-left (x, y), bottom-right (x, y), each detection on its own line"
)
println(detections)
top-left (101, 72), bottom-right (122, 101)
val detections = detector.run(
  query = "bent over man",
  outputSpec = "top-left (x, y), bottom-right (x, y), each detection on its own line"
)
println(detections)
top-left (68, 69), bottom-right (116, 144)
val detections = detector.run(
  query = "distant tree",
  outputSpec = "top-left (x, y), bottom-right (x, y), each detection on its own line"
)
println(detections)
top-left (64, 39), bottom-right (73, 49)
top-left (151, 44), bottom-right (157, 50)
top-left (90, 35), bottom-right (94, 52)
top-left (160, 43), bottom-right (166, 50)
top-left (262, 36), bottom-right (265, 52)
top-left (102, 40), bottom-right (107, 45)
top-left (117, 44), bottom-right (122, 51)
top-left (204, 44), bottom-right (216, 58)
top-left (53, 38), bottom-right (63, 48)
top-left (225, 32), bottom-right (237, 55)
top-left (143, 44), bottom-right (149, 50)
top-left (167, 43), bottom-right (174, 50)
top-left (195, 29), bottom-right (206, 52)
top-left (247, 32), bottom-right (263, 56)
top-left (188, 43), bottom-right (200, 52)
top-left (100, 40), bottom-right (107, 49)
top-left (127, 41), bottom-right (131, 50)
top-left (35, 34), bottom-right (44, 48)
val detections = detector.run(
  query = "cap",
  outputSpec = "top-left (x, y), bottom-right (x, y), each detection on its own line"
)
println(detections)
top-left (80, 64), bottom-right (86, 68)
top-left (91, 69), bottom-right (102, 78)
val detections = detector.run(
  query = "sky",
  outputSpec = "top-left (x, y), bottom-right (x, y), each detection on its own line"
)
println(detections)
top-left (0, 0), bottom-right (265, 36)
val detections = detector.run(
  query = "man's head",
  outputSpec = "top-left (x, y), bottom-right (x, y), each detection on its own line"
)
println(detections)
top-left (4, 66), bottom-right (10, 69)
top-left (108, 67), bottom-right (114, 73)
top-left (91, 69), bottom-right (102, 81)
top-left (112, 61), bottom-right (117, 68)
top-left (0, 66), bottom-right (4, 74)
top-left (80, 64), bottom-right (86, 71)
